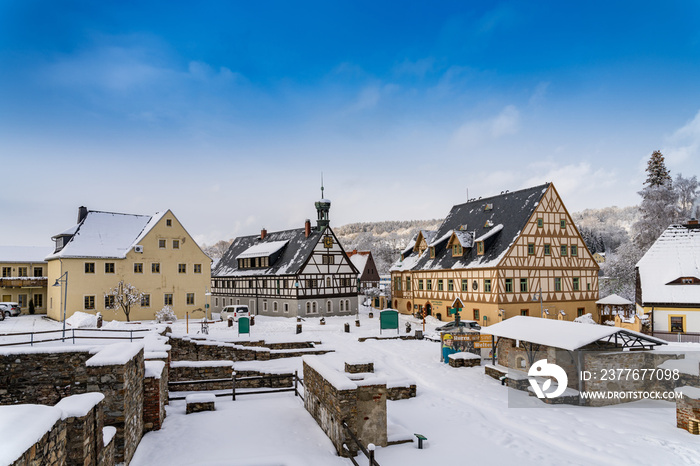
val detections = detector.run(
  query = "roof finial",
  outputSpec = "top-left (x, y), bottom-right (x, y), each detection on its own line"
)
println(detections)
top-left (321, 172), bottom-right (324, 199)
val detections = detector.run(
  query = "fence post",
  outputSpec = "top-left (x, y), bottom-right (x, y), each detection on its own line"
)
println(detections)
top-left (232, 371), bottom-right (236, 401)
top-left (368, 445), bottom-right (375, 466)
top-left (72, 329), bottom-right (75, 345)
top-left (294, 371), bottom-right (298, 396)
top-left (30, 332), bottom-right (34, 347)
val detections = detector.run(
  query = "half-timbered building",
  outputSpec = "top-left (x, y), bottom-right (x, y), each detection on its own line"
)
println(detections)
top-left (347, 250), bottom-right (381, 291)
top-left (211, 198), bottom-right (359, 317)
top-left (391, 183), bottom-right (599, 325)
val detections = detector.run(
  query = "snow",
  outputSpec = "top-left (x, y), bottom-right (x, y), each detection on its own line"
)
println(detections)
top-left (0, 245), bottom-right (53, 263)
top-left (448, 352), bottom-right (481, 360)
top-left (0, 405), bottom-right (62, 465)
top-left (144, 351), bottom-right (169, 360)
top-left (170, 360), bottom-right (233, 368)
top-left (659, 354), bottom-right (700, 376)
top-left (144, 360), bottom-right (166, 379)
top-left (481, 316), bottom-right (666, 351)
top-left (303, 355), bottom-right (357, 390)
top-left (54, 392), bottom-right (105, 420)
top-left (236, 240), bottom-right (289, 260)
top-left (596, 294), bottom-right (634, 306)
top-left (65, 311), bottom-right (98, 328)
top-left (103, 426), bottom-right (116, 447)
top-left (348, 253), bottom-right (369, 274)
top-left (186, 393), bottom-right (216, 404)
top-left (85, 342), bottom-right (144, 366)
top-left (573, 313), bottom-right (597, 325)
top-left (473, 223), bottom-right (504, 243)
top-left (675, 386), bottom-right (700, 399)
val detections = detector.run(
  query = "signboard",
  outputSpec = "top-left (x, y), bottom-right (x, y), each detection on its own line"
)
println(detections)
top-left (380, 310), bottom-right (399, 334)
top-left (238, 316), bottom-right (250, 335)
top-left (441, 330), bottom-right (482, 363)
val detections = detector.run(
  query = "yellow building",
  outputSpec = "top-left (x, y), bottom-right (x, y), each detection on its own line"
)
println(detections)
top-left (391, 183), bottom-right (600, 326)
top-left (47, 207), bottom-right (211, 322)
top-left (0, 246), bottom-right (53, 314)
top-left (636, 220), bottom-right (700, 335)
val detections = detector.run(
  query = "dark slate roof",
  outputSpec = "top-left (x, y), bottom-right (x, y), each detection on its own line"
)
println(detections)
top-left (393, 183), bottom-right (550, 271)
top-left (213, 227), bottom-right (323, 277)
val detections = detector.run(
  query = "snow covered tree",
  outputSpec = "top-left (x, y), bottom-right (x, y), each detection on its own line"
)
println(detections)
top-left (155, 305), bottom-right (177, 323)
top-left (104, 281), bottom-right (144, 322)
top-left (599, 241), bottom-right (644, 301)
top-left (633, 151), bottom-right (678, 252)
top-left (674, 173), bottom-right (700, 220)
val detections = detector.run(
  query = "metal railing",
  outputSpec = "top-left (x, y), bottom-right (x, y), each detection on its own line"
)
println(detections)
top-left (341, 421), bottom-right (380, 466)
top-left (168, 371), bottom-right (304, 401)
top-left (652, 331), bottom-right (700, 343)
top-left (0, 327), bottom-right (152, 347)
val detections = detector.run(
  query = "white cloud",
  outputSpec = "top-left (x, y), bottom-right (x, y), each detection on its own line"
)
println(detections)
top-left (451, 105), bottom-right (520, 149)
top-left (664, 110), bottom-right (700, 167)
top-left (393, 58), bottom-right (434, 79)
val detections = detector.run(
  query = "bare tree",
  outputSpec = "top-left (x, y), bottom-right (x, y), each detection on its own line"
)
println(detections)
top-left (675, 173), bottom-right (700, 220)
top-left (105, 281), bottom-right (144, 322)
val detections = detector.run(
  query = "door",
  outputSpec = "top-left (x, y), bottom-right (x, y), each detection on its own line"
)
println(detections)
top-left (2, 295), bottom-right (10, 302)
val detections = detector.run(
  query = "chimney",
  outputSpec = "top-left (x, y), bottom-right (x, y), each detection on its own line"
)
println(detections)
top-left (305, 219), bottom-right (311, 238)
top-left (77, 206), bottom-right (88, 224)
top-left (261, 228), bottom-right (267, 240)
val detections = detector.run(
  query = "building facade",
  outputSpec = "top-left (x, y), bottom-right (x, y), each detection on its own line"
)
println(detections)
top-left (391, 184), bottom-right (599, 325)
top-left (347, 250), bottom-right (381, 291)
top-left (636, 220), bottom-right (700, 334)
top-left (47, 207), bottom-right (211, 321)
top-left (211, 198), bottom-right (359, 318)
top-left (0, 246), bottom-right (53, 314)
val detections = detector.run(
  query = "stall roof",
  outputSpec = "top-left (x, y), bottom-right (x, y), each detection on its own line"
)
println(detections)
top-left (596, 294), bottom-right (634, 306)
top-left (480, 316), bottom-right (666, 351)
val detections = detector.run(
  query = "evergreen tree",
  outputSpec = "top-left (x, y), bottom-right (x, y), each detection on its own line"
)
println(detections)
top-left (644, 150), bottom-right (672, 187)
top-left (674, 173), bottom-right (700, 220)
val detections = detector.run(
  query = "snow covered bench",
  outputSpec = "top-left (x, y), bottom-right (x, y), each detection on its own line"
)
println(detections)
top-left (448, 352), bottom-right (481, 368)
top-left (186, 393), bottom-right (216, 414)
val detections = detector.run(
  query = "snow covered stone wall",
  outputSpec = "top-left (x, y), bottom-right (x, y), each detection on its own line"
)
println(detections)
top-left (54, 392), bottom-right (113, 466)
top-left (303, 356), bottom-right (387, 458)
top-left (168, 335), bottom-right (270, 362)
top-left (169, 360), bottom-right (234, 391)
top-left (143, 361), bottom-right (167, 432)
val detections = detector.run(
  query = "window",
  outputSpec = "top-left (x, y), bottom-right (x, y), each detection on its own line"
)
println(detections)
top-left (105, 263), bottom-right (115, 274)
top-left (555, 277), bottom-right (562, 292)
top-left (573, 277), bottom-right (580, 291)
top-left (173, 240), bottom-right (180, 249)
top-left (537, 218), bottom-right (543, 228)
top-left (544, 244), bottom-right (551, 256)
top-left (571, 245), bottom-right (578, 256)
top-left (345, 299), bottom-right (350, 311)
top-left (473, 309), bottom-right (480, 320)
top-left (461, 279), bottom-right (468, 292)
top-left (166, 219), bottom-right (172, 227)
top-left (159, 239), bottom-right (166, 249)
top-left (429, 247), bottom-right (435, 259)
top-left (274, 302), bottom-right (279, 312)
top-left (134, 263), bottom-right (143, 273)
top-left (520, 309), bottom-right (529, 316)
top-left (528, 243), bottom-right (535, 255)
top-left (419, 279), bottom-right (424, 290)
top-left (186, 293), bottom-right (195, 305)
top-left (84, 262), bottom-right (95, 273)
top-left (327, 301), bottom-right (332, 313)
top-left (18, 294), bottom-right (26, 308)
top-left (164, 294), bottom-right (173, 306)
top-left (577, 308), bottom-right (585, 317)
top-left (438, 279), bottom-right (444, 291)
top-left (484, 279), bottom-right (492, 293)
top-left (33, 267), bottom-right (43, 277)
top-left (284, 303), bottom-right (289, 313)
top-left (427, 279), bottom-right (432, 290)
top-left (2, 267), bottom-right (11, 277)
top-left (670, 316), bottom-right (685, 333)
top-left (194, 264), bottom-right (202, 274)
top-left (561, 245), bottom-right (567, 256)
top-left (84, 296), bottom-right (95, 310)
top-left (105, 295), bottom-right (115, 308)
top-left (33, 294), bottom-right (43, 308)
top-left (477, 242), bottom-right (484, 255)
top-left (322, 255), bottom-right (335, 265)
top-left (340, 300), bottom-right (344, 311)
top-left (561, 219), bottom-right (566, 229)
top-left (152, 263), bottom-right (160, 273)
top-left (453, 244), bottom-right (463, 256)
top-left (178, 264), bottom-right (187, 273)
top-left (17, 267), bottom-right (27, 277)
top-left (141, 294), bottom-right (150, 307)
top-left (505, 278), bottom-right (513, 293)
top-left (520, 278), bottom-right (528, 293)
top-left (448, 279), bottom-right (454, 291)
top-left (394, 277), bottom-right (401, 292)
top-left (406, 277), bottom-right (411, 291)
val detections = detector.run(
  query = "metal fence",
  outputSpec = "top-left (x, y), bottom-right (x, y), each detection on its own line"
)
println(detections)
top-left (0, 327), bottom-right (152, 347)
top-left (168, 372), bottom-right (304, 401)
top-left (652, 331), bottom-right (700, 343)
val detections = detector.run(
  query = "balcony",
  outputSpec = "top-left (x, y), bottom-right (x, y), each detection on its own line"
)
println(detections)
top-left (0, 277), bottom-right (48, 288)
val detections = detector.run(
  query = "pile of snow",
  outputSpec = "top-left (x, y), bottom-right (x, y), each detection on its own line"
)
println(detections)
top-left (573, 313), bottom-right (597, 325)
top-left (55, 393), bottom-right (105, 420)
top-left (65, 311), bottom-right (97, 328)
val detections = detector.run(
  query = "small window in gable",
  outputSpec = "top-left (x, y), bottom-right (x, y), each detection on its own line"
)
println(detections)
top-left (429, 247), bottom-right (435, 259)
top-left (166, 219), bottom-right (172, 227)
top-left (537, 218), bottom-right (543, 228)
top-left (477, 241), bottom-right (484, 255)
top-left (453, 244), bottom-right (463, 257)
top-left (560, 219), bottom-right (566, 229)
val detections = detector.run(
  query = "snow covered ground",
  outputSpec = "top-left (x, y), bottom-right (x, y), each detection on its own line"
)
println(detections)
top-left (2, 309), bottom-right (700, 465)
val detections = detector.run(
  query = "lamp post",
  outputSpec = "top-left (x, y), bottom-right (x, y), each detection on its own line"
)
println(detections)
top-left (533, 288), bottom-right (544, 318)
top-left (205, 288), bottom-right (212, 321)
top-left (52, 271), bottom-right (68, 342)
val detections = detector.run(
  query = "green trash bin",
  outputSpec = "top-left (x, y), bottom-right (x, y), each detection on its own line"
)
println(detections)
top-left (238, 316), bottom-right (250, 335)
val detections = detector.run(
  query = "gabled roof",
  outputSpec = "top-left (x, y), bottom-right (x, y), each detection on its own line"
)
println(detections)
top-left (236, 240), bottom-right (289, 260)
top-left (348, 253), bottom-right (369, 273)
top-left (394, 184), bottom-right (550, 271)
top-left (213, 227), bottom-right (324, 277)
top-left (637, 224), bottom-right (700, 305)
top-left (596, 294), bottom-right (633, 306)
top-left (481, 316), bottom-right (666, 351)
top-left (0, 246), bottom-right (54, 263)
top-left (46, 211), bottom-right (166, 260)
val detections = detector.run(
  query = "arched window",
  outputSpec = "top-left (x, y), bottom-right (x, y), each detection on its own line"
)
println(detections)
top-left (306, 302), bottom-right (311, 314)
top-left (340, 300), bottom-right (344, 311)
top-left (312, 302), bottom-right (317, 313)
top-left (345, 300), bottom-right (350, 311)
top-left (326, 277), bottom-right (331, 287)
top-left (273, 301), bottom-right (278, 312)
top-left (284, 303), bottom-right (289, 313)
top-left (327, 301), bottom-right (332, 313)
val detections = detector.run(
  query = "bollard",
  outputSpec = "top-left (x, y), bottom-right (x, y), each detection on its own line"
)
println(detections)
top-left (96, 313), bottom-right (103, 329)
top-left (297, 316), bottom-right (301, 323)
top-left (355, 319), bottom-right (360, 327)
top-left (320, 317), bottom-right (326, 325)
top-left (369, 311), bottom-right (374, 318)
top-left (344, 322), bottom-right (350, 333)
top-left (228, 317), bottom-right (234, 327)
top-left (250, 315), bottom-right (255, 326)
top-left (405, 322), bottom-right (412, 333)
top-left (296, 323), bottom-right (302, 334)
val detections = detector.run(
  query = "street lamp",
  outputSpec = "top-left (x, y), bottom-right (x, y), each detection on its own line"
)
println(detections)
top-left (205, 288), bottom-right (212, 321)
top-left (533, 288), bottom-right (544, 318)
top-left (52, 271), bottom-right (68, 342)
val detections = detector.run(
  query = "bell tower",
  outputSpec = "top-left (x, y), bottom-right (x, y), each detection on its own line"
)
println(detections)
top-left (314, 176), bottom-right (331, 230)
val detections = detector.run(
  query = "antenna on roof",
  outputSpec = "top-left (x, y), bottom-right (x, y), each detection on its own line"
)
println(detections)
top-left (321, 172), bottom-right (324, 199)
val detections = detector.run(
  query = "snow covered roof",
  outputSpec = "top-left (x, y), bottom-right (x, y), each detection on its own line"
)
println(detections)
top-left (396, 184), bottom-right (549, 271)
top-left (636, 224), bottom-right (700, 305)
top-left (0, 246), bottom-right (53, 263)
top-left (349, 252), bottom-right (369, 273)
top-left (46, 210), bottom-right (166, 260)
top-left (481, 316), bottom-right (666, 351)
top-left (596, 294), bottom-right (633, 306)
top-left (236, 240), bottom-right (289, 260)
top-left (451, 230), bottom-right (474, 248)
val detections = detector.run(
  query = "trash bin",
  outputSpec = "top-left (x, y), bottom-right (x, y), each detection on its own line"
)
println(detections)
top-left (344, 322), bottom-right (350, 333)
top-left (250, 315), bottom-right (255, 326)
top-left (228, 317), bottom-right (234, 328)
top-left (296, 323), bottom-right (302, 334)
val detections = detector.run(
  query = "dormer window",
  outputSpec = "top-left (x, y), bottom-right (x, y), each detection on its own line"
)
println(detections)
top-left (429, 247), bottom-right (435, 259)
top-left (477, 241), bottom-right (484, 255)
top-left (485, 203), bottom-right (493, 211)
top-left (484, 220), bottom-right (494, 228)
top-left (453, 244), bottom-right (463, 257)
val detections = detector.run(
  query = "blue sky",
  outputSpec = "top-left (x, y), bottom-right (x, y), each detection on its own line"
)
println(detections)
top-left (2, 1), bottom-right (700, 246)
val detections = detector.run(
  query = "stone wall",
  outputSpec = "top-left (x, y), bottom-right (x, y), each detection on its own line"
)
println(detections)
top-left (10, 417), bottom-right (66, 466)
top-left (169, 361), bottom-right (233, 391)
top-left (234, 370), bottom-right (294, 389)
top-left (143, 362), bottom-right (167, 432)
top-left (55, 393), bottom-right (107, 466)
top-left (676, 388), bottom-right (700, 433)
top-left (168, 335), bottom-right (270, 362)
top-left (386, 384), bottom-right (416, 401)
top-left (0, 348), bottom-right (94, 405)
top-left (86, 347), bottom-right (145, 465)
top-left (303, 358), bottom-right (387, 458)
top-left (345, 362), bottom-right (374, 373)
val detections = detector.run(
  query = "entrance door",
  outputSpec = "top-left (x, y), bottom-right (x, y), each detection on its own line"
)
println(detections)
top-left (249, 299), bottom-right (256, 315)
top-left (425, 303), bottom-right (432, 316)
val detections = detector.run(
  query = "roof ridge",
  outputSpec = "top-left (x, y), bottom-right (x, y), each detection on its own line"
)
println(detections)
top-left (451, 182), bottom-right (550, 209)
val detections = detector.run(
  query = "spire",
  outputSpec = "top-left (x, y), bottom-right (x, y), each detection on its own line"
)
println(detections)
top-left (315, 174), bottom-right (331, 230)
